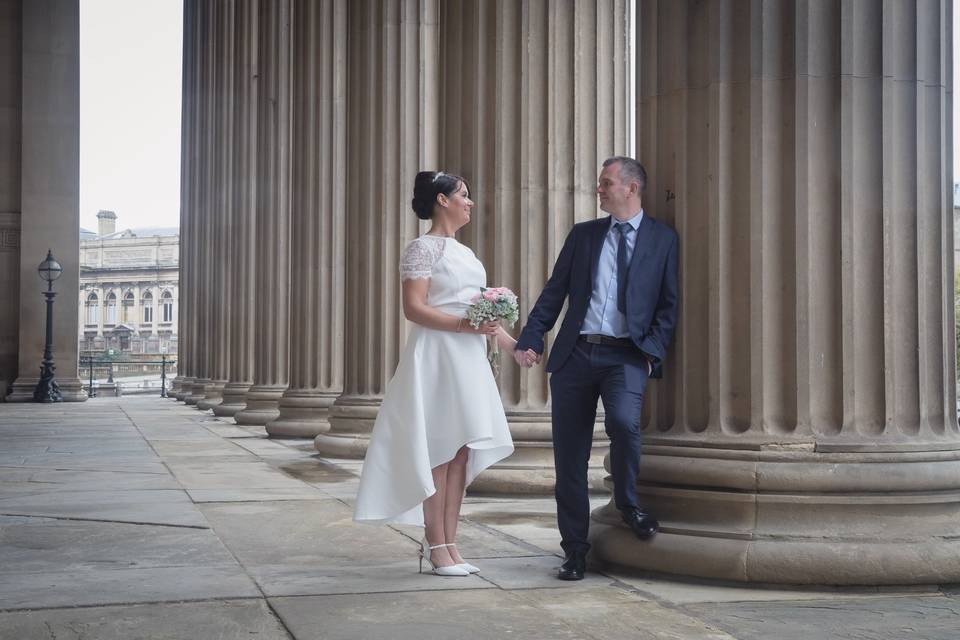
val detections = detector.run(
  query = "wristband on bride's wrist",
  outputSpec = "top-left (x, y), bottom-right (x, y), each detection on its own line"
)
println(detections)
top-left (456, 317), bottom-right (464, 333)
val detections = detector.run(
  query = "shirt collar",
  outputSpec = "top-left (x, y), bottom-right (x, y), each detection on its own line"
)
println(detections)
top-left (610, 209), bottom-right (644, 232)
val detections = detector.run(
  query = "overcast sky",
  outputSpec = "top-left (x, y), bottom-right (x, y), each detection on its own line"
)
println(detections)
top-left (79, 4), bottom-right (960, 231)
top-left (80, 0), bottom-right (182, 233)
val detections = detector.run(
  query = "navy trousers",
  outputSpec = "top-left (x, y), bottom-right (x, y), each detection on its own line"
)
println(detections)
top-left (549, 338), bottom-right (648, 555)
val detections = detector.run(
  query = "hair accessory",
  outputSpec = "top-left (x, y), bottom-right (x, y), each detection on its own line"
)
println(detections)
top-left (432, 171), bottom-right (445, 183)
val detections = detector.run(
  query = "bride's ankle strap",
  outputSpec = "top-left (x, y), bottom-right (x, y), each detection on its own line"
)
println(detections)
top-left (426, 542), bottom-right (451, 550)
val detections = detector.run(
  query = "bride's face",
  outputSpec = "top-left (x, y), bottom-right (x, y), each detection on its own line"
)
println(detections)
top-left (438, 181), bottom-right (474, 229)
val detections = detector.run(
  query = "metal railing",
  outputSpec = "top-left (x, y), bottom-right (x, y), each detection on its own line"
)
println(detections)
top-left (80, 355), bottom-right (177, 398)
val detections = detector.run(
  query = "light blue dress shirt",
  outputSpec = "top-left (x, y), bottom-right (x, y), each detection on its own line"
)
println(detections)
top-left (581, 210), bottom-right (644, 338)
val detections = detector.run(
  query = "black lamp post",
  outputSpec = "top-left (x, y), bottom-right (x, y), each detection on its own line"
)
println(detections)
top-left (33, 249), bottom-right (63, 403)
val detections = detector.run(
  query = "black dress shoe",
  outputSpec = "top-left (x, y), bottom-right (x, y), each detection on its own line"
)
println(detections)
top-left (621, 507), bottom-right (659, 539)
top-left (558, 552), bottom-right (586, 581)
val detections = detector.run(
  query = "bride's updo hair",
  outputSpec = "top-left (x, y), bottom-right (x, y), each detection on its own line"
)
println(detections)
top-left (411, 170), bottom-right (467, 220)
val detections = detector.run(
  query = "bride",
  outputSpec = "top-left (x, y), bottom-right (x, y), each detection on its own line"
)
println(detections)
top-left (353, 171), bottom-right (516, 577)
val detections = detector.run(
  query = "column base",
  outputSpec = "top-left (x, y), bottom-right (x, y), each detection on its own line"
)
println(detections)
top-left (172, 377), bottom-right (194, 401)
top-left (468, 409), bottom-right (609, 494)
top-left (196, 379), bottom-right (227, 410)
top-left (266, 388), bottom-right (339, 438)
top-left (589, 439), bottom-right (960, 585)
top-left (212, 381), bottom-right (252, 417)
top-left (234, 384), bottom-right (287, 425)
top-left (7, 376), bottom-right (87, 402)
top-left (184, 379), bottom-right (210, 406)
top-left (314, 395), bottom-right (380, 457)
top-left (168, 377), bottom-right (184, 399)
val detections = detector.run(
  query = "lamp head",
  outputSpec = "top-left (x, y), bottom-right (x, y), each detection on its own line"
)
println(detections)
top-left (38, 249), bottom-right (63, 283)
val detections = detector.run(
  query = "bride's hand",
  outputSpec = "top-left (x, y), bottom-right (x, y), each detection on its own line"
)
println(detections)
top-left (462, 320), bottom-right (499, 336)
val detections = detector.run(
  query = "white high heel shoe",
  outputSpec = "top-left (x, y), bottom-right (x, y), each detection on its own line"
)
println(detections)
top-left (447, 543), bottom-right (480, 574)
top-left (419, 539), bottom-right (469, 577)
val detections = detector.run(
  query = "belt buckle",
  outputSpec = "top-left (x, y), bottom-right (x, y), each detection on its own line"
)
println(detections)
top-left (585, 334), bottom-right (603, 345)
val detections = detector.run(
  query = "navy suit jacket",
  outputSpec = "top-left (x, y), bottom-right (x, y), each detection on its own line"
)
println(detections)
top-left (515, 215), bottom-right (679, 378)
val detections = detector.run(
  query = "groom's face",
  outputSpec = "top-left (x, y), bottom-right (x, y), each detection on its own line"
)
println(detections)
top-left (597, 163), bottom-right (631, 214)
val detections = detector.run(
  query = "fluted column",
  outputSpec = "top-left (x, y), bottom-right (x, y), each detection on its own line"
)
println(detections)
top-left (591, 0), bottom-right (959, 585)
top-left (172, 0), bottom-right (199, 400)
top-left (266, 0), bottom-right (346, 437)
top-left (314, 0), bottom-right (438, 455)
top-left (7, 0), bottom-right (86, 402)
top-left (214, 0), bottom-right (259, 418)
top-left (234, 0), bottom-right (293, 426)
top-left (434, 0), bottom-right (630, 492)
top-left (197, 1), bottom-right (235, 411)
top-left (184, 1), bottom-right (215, 406)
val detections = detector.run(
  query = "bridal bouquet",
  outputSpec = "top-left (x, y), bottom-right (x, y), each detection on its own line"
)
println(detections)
top-left (465, 287), bottom-right (519, 377)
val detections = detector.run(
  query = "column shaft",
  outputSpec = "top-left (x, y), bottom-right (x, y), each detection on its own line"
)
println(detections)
top-left (267, 0), bottom-right (346, 437)
top-left (316, 0), bottom-right (439, 455)
top-left (214, 0), bottom-right (259, 417)
top-left (197, 1), bottom-right (235, 411)
top-left (436, 0), bottom-right (630, 492)
top-left (235, 0), bottom-right (293, 426)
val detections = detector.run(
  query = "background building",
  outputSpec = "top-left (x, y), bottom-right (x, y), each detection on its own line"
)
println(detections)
top-left (79, 210), bottom-right (178, 355)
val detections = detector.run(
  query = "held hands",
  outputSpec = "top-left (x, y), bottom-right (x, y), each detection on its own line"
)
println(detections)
top-left (513, 348), bottom-right (542, 369)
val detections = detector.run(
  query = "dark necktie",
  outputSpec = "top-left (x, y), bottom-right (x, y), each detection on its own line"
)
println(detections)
top-left (616, 222), bottom-right (630, 314)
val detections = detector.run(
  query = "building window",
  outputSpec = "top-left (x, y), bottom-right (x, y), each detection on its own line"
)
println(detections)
top-left (122, 291), bottom-right (134, 323)
top-left (105, 292), bottom-right (117, 325)
top-left (142, 291), bottom-right (153, 323)
top-left (85, 293), bottom-right (99, 325)
top-left (162, 291), bottom-right (173, 322)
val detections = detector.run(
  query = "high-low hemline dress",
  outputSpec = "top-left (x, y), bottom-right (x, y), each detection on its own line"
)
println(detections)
top-left (353, 235), bottom-right (515, 526)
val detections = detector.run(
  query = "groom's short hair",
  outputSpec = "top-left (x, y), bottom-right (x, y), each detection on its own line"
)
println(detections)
top-left (603, 156), bottom-right (646, 193)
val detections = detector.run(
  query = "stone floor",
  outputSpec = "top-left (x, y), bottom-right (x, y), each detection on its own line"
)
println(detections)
top-left (1, 397), bottom-right (960, 639)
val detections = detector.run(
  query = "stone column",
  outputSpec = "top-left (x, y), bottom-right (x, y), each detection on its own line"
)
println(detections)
top-left (214, 0), bottom-right (258, 418)
top-left (9, 0), bottom-right (85, 402)
top-left (183, 1), bottom-right (215, 406)
top-left (172, 0), bottom-right (200, 401)
top-left (436, 0), bottom-right (631, 492)
top-left (197, 1), bottom-right (235, 411)
top-left (314, 0), bottom-right (438, 455)
top-left (590, 0), bottom-right (960, 585)
top-left (266, 0), bottom-right (346, 437)
top-left (234, 0), bottom-right (293, 426)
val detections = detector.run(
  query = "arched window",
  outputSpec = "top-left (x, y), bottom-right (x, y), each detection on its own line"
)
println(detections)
top-left (142, 290), bottom-right (153, 323)
top-left (161, 290), bottom-right (174, 323)
top-left (105, 292), bottom-right (117, 325)
top-left (122, 291), bottom-right (135, 323)
top-left (85, 292), bottom-right (99, 325)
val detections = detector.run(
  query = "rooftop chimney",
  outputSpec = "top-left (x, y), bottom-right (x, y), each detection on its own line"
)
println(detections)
top-left (97, 210), bottom-right (117, 237)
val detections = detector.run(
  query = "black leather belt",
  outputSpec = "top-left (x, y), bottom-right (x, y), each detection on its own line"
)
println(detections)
top-left (579, 334), bottom-right (635, 348)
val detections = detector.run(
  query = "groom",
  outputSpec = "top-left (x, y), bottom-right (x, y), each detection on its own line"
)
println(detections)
top-left (514, 156), bottom-right (678, 581)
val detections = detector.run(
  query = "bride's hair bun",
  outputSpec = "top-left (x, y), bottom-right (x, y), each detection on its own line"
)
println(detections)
top-left (411, 170), bottom-right (468, 220)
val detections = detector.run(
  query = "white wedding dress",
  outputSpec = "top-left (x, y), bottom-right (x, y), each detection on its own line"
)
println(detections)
top-left (353, 235), bottom-right (515, 525)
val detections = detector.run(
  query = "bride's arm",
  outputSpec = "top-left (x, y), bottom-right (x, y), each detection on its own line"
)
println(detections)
top-left (402, 278), bottom-right (498, 336)
top-left (494, 325), bottom-right (517, 351)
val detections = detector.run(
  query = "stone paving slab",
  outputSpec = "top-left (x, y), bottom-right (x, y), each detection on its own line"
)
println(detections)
top-left (0, 565), bottom-right (261, 610)
top-left (196, 500), bottom-right (406, 567)
top-left (683, 595), bottom-right (960, 640)
top-left (186, 487), bottom-right (328, 502)
top-left (606, 571), bottom-right (941, 605)
top-left (165, 460), bottom-right (311, 490)
top-left (0, 489), bottom-right (208, 527)
top-left (0, 467), bottom-right (182, 492)
top-left (253, 561), bottom-right (496, 597)
top-left (0, 515), bottom-right (233, 574)
top-left (0, 599), bottom-right (292, 640)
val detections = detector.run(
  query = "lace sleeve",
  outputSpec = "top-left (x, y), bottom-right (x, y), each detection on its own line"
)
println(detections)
top-left (399, 237), bottom-right (444, 281)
